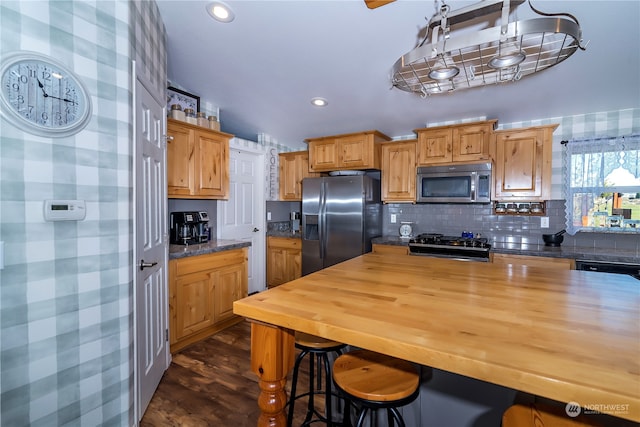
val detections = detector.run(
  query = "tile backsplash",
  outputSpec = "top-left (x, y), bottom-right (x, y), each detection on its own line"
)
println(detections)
top-left (383, 200), bottom-right (639, 251)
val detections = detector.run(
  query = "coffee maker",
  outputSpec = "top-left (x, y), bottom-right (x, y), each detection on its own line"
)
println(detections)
top-left (170, 211), bottom-right (210, 245)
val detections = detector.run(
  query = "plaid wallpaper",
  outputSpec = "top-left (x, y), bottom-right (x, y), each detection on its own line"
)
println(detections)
top-left (0, 1), bottom-right (165, 425)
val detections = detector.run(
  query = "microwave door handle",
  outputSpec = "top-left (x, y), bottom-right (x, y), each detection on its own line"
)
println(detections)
top-left (470, 173), bottom-right (476, 201)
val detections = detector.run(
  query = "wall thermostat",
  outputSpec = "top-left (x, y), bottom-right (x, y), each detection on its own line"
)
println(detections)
top-left (43, 200), bottom-right (86, 221)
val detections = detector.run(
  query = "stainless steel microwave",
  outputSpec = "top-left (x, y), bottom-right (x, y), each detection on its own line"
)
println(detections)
top-left (416, 162), bottom-right (492, 203)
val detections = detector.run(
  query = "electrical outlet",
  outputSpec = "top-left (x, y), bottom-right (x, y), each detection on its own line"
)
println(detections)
top-left (390, 214), bottom-right (397, 224)
top-left (267, 211), bottom-right (271, 220)
top-left (540, 217), bottom-right (549, 228)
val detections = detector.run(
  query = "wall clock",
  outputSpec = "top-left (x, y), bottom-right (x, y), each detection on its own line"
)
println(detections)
top-left (0, 51), bottom-right (92, 137)
top-left (399, 222), bottom-right (413, 238)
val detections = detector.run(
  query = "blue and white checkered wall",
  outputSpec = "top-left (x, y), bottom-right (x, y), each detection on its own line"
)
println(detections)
top-left (0, 1), bottom-right (166, 425)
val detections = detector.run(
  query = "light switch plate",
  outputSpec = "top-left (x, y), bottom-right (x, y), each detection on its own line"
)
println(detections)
top-left (541, 217), bottom-right (549, 228)
top-left (390, 214), bottom-right (397, 224)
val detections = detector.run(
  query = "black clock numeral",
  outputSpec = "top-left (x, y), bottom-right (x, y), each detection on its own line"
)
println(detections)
top-left (17, 94), bottom-right (25, 104)
top-left (28, 68), bottom-right (37, 78)
top-left (41, 112), bottom-right (49, 122)
top-left (41, 71), bottom-right (51, 80)
top-left (12, 83), bottom-right (19, 91)
top-left (19, 74), bottom-right (28, 83)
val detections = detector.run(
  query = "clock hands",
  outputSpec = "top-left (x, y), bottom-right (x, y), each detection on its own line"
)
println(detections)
top-left (36, 77), bottom-right (76, 104)
top-left (47, 95), bottom-right (77, 104)
top-left (36, 78), bottom-right (48, 96)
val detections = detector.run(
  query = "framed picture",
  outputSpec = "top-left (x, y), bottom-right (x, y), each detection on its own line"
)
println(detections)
top-left (167, 86), bottom-right (200, 112)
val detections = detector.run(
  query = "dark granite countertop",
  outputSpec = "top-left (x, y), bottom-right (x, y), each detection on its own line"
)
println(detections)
top-left (266, 230), bottom-right (302, 238)
top-left (169, 239), bottom-right (251, 260)
top-left (371, 236), bottom-right (639, 264)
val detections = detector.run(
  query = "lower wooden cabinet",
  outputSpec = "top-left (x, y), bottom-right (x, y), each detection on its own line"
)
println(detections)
top-left (371, 243), bottom-right (409, 255)
top-left (169, 248), bottom-right (248, 353)
top-left (267, 236), bottom-right (301, 288)
top-left (491, 253), bottom-right (575, 270)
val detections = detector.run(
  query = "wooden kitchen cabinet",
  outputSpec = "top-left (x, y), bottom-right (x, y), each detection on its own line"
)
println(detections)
top-left (306, 130), bottom-right (391, 172)
top-left (381, 140), bottom-right (417, 202)
top-left (279, 151), bottom-right (320, 200)
top-left (492, 253), bottom-right (574, 270)
top-left (267, 236), bottom-right (301, 288)
top-left (169, 248), bottom-right (248, 353)
top-left (492, 124), bottom-right (558, 201)
top-left (372, 243), bottom-right (409, 255)
top-left (167, 118), bottom-right (231, 199)
top-left (415, 120), bottom-right (496, 165)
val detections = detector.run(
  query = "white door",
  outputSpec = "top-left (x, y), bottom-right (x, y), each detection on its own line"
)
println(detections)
top-left (218, 148), bottom-right (266, 294)
top-left (134, 75), bottom-right (169, 419)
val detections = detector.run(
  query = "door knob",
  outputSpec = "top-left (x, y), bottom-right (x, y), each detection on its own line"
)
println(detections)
top-left (253, 227), bottom-right (260, 232)
top-left (139, 260), bottom-right (158, 270)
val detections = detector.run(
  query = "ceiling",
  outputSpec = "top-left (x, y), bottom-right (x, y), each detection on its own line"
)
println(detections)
top-left (157, 1), bottom-right (640, 150)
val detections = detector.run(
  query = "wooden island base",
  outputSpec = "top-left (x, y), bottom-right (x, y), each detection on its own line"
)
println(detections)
top-left (250, 321), bottom-right (295, 427)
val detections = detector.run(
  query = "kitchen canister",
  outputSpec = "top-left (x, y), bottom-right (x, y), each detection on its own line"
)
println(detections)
top-left (208, 115), bottom-right (220, 131)
top-left (184, 108), bottom-right (197, 124)
top-left (196, 112), bottom-right (208, 128)
top-left (170, 104), bottom-right (185, 121)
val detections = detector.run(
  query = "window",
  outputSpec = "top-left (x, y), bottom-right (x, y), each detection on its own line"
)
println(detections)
top-left (563, 134), bottom-right (640, 234)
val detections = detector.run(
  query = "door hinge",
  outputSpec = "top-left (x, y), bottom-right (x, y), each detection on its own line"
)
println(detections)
top-left (165, 329), bottom-right (169, 342)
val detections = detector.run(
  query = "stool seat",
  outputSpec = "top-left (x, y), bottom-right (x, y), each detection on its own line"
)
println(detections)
top-left (333, 350), bottom-right (419, 402)
top-left (296, 332), bottom-right (344, 350)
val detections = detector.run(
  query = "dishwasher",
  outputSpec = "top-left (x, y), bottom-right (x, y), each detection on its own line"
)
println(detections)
top-left (575, 260), bottom-right (640, 280)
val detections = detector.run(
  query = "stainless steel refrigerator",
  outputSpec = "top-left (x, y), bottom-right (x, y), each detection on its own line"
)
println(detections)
top-left (301, 175), bottom-right (382, 276)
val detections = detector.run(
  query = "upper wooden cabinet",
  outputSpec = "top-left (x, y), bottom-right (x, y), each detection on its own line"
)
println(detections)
top-left (167, 118), bottom-right (231, 199)
top-left (415, 120), bottom-right (497, 165)
top-left (381, 140), bottom-right (417, 203)
top-left (492, 124), bottom-right (558, 201)
top-left (306, 130), bottom-right (391, 172)
top-left (279, 151), bottom-right (320, 201)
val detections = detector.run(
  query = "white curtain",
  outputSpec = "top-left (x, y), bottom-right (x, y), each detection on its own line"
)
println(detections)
top-left (563, 134), bottom-right (640, 235)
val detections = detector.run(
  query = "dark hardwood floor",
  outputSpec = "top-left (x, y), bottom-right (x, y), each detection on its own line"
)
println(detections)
top-left (140, 320), bottom-right (323, 427)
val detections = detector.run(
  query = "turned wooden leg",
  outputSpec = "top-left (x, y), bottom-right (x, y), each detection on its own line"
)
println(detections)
top-left (250, 321), bottom-right (295, 427)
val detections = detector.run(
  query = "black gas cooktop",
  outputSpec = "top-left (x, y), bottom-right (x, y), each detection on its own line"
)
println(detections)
top-left (408, 233), bottom-right (491, 261)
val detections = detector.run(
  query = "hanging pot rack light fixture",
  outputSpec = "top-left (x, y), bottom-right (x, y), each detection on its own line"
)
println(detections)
top-left (391, 0), bottom-right (587, 97)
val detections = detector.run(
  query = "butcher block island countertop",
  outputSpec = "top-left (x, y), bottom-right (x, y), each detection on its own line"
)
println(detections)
top-left (233, 253), bottom-right (640, 426)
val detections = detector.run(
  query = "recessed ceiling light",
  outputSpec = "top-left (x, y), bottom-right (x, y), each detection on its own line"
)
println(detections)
top-left (206, 1), bottom-right (235, 23)
top-left (311, 97), bottom-right (328, 107)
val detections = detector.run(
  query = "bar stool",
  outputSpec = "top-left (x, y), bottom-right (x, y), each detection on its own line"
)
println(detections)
top-left (502, 403), bottom-right (603, 427)
top-left (287, 332), bottom-right (347, 427)
top-left (332, 349), bottom-right (420, 427)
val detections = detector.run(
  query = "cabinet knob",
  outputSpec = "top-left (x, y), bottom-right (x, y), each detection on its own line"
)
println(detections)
top-left (253, 227), bottom-right (260, 232)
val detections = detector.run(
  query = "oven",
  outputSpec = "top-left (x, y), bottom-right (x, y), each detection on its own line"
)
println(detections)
top-left (408, 233), bottom-right (491, 262)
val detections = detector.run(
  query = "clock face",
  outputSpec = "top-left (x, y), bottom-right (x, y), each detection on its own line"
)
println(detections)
top-left (0, 52), bottom-right (91, 137)
top-left (399, 223), bottom-right (412, 237)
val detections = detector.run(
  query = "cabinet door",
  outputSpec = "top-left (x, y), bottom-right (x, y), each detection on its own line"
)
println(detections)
top-left (167, 122), bottom-right (195, 196)
top-left (196, 131), bottom-right (229, 198)
top-left (381, 141), bottom-right (416, 202)
top-left (214, 264), bottom-right (246, 323)
top-left (338, 134), bottom-right (371, 169)
top-left (417, 129), bottom-right (452, 165)
top-left (309, 139), bottom-right (339, 171)
top-left (173, 270), bottom-right (214, 341)
top-left (494, 128), bottom-right (551, 200)
top-left (452, 123), bottom-right (491, 162)
top-left (492, 253), bottom-right (574, 270)
top-left (285, 247), bottom-right (302, 283)
top-left (279, 151), bottom-right (318, 200)
top-left (267, 237), bottom-right (302, 288)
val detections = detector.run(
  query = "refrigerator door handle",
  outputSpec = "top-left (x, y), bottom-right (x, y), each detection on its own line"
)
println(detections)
top-left (319, 180), bottom-right (327, 262)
